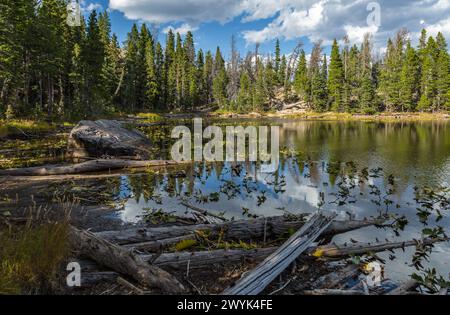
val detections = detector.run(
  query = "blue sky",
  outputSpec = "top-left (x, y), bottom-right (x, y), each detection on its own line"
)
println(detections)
top-left (79, 0), bottom-right (450, 58)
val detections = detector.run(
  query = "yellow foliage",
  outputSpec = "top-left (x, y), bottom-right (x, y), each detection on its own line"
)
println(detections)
top-left (311, 248), bottom-right (324, 258)
top-left (175, 239), bottom-right (197, 251)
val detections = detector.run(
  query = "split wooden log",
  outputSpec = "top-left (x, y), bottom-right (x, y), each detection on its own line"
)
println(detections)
top-left (0, 159), bottom-right (181, 176)
top-left (69, 226), bottom-right (185, 294)
top-left (308, 238), bottom-right (448, 259)
top-left (99, 215), bottom-right (383, 247)
top-left (385, 280), bottom-right (418, 295)
top-left (222, 212), bottom-right (337, 295)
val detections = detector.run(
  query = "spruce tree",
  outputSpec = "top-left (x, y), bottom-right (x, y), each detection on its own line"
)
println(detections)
top-left (212, 47), bottom-right (228, 108)
top-left (294, 50), bottom-right (309, 102)
top-left (328, 39), bottom-right (344, 111)
top-left (400, 42), bottom-right (419, 111)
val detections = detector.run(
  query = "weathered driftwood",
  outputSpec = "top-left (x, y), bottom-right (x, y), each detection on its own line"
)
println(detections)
top-left (98, 215), bottom-right (382, 247)
top-left (0, 159), bottom-right (180, 176)
top-left (222, 212), bottom-right (337, 295)
top-left (142, 247), bottom-right (276, 270)
top-left (385, 280), bottom-right (418, 295)
top-left (69, 226), bottom-right (185, 294)
top-left (308, 238), bottom-right (447, 259)
top-left (68, 120), bottom-right (152, 160)
top-left (310, 264), bottom-right (360, 289)
top-left (80, 271), bottom-right (119, 287)
top-left (141, 237), bottom-right (447, 271)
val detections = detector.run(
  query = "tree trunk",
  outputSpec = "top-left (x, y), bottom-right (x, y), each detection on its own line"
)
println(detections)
top-left (69, 226), bottom-right (185, 293)
top-left (222, 212), bottom-right (337, 295)
top-left (98, 216), bottom-right (382, 248)
top-left (0, 159), bottom-right (181, 176)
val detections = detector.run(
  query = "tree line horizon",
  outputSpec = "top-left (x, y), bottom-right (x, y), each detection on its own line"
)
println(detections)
top-left (1, 2), bottom-right (449, 120)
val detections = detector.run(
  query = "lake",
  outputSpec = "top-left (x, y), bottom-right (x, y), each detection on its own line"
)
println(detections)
top-left (116, 118), bottom-right (450, 282)
top-left (1, 118), bottom-right (449, 283)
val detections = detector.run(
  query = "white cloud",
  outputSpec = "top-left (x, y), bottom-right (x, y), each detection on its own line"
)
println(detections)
top-left (242, 1), bottom-right (325, 44)
top-left (163, 23), bottom-right (199, 35)
top-left (343, 24), bottom-right (379, 44)
top-left (80, 1), bottom-right (102, 12)
top-left (108, 0), bottom-right (450, 48)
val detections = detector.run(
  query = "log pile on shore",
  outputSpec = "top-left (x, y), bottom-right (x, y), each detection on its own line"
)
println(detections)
top-left (68, 210), bottom-right (447, 295)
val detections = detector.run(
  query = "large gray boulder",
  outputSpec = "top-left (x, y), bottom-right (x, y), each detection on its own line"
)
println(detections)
top-left (68, 120), bottom-right (152, 160)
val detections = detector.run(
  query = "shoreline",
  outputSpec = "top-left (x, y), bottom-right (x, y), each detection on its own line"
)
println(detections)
top-left (207, 111), bottom-right (450, 122)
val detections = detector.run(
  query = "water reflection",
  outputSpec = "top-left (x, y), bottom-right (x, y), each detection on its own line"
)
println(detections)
top-left (112, 119), bottom-right (450, 282)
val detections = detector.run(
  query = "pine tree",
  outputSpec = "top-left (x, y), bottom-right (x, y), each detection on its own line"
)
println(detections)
top-left (294, 50), bottom-right (309, 102)
top-left (328, 39), bottom-right (344, 111)
top-left (417, 36), bottom-right (438, 111)
top-left (154, 42), bottom-right (165, 109)
top-left (123, 24), bottom-right (139, 112)
top-left (83, 10), bottom-right (105, 115)
top-left (400, 42), bottom-right (419, 111)
top-left (435, 32), bottom-right (449, 110)
top-left (165, 29), bottom-right (176, 109)
top-left (212, 47), bottom-right (228, 108)
top-left (311, 54), bottom-right (328, 111)
top-left (237, 71), bottom-right (252, 113)
top-left (275, 39), bottom-right (281, 83)
top-left (203, 50), bottom-right (214, 104)
top-left (253, 58), bottom-right (266, 111)
top-left (279, 55), bottom-right (287, 87)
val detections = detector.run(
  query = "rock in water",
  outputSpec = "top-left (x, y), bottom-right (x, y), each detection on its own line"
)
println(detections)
top-left (68, 120), bottom-right (152, 160)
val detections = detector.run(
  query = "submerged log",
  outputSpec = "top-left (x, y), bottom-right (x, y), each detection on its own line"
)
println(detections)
top-left (98, 215), bottom-right (382, 247)
top-left (308, 238), bottom-right (448, 259)
top-left (385, 280), bottom-right (418, 295)
top-left (222, 212), bottom-right (337, 295)
top-left (0, 159), bottom-right (180, 176)
top-left (69, 227), bottom-right (185, 294)
top-left (68, 120), bottom-right (152, 160)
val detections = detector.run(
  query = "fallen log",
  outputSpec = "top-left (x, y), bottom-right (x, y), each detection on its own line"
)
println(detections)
top-left (142, 237), bottom-right (447, 271)
top-left (144, 247), bottom-right (276, 269)
top-left (99, 215), bottom-right (382, 247)
top-left (308, 238), bottom-right (448, 259)
top-left (0, 159), bottom-right (181, 176)
top-left (303, 289), bottom-right (365, 295)
top-left (310, 264), bottom-right (360, 289)
top-left (385, 280), bottom-right (418, 295)
top-left (69, 226), bottom-right (185, 294)
top-left (222, 212), bottom-right (337, 295)
top-left (80, 271), bottom-right (119, 287)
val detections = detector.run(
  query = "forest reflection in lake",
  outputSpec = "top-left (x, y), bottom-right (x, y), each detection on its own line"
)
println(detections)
top-left (107, 119), bottom-right (450, 282)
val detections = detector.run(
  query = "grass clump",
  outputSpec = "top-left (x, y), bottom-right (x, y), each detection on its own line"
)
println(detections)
top-left (0, 221), bottom-right (70, 294)
top-left (0, 120), bottom-right (56, 138)
top-left (136, 112), bottom-right (163, 121)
